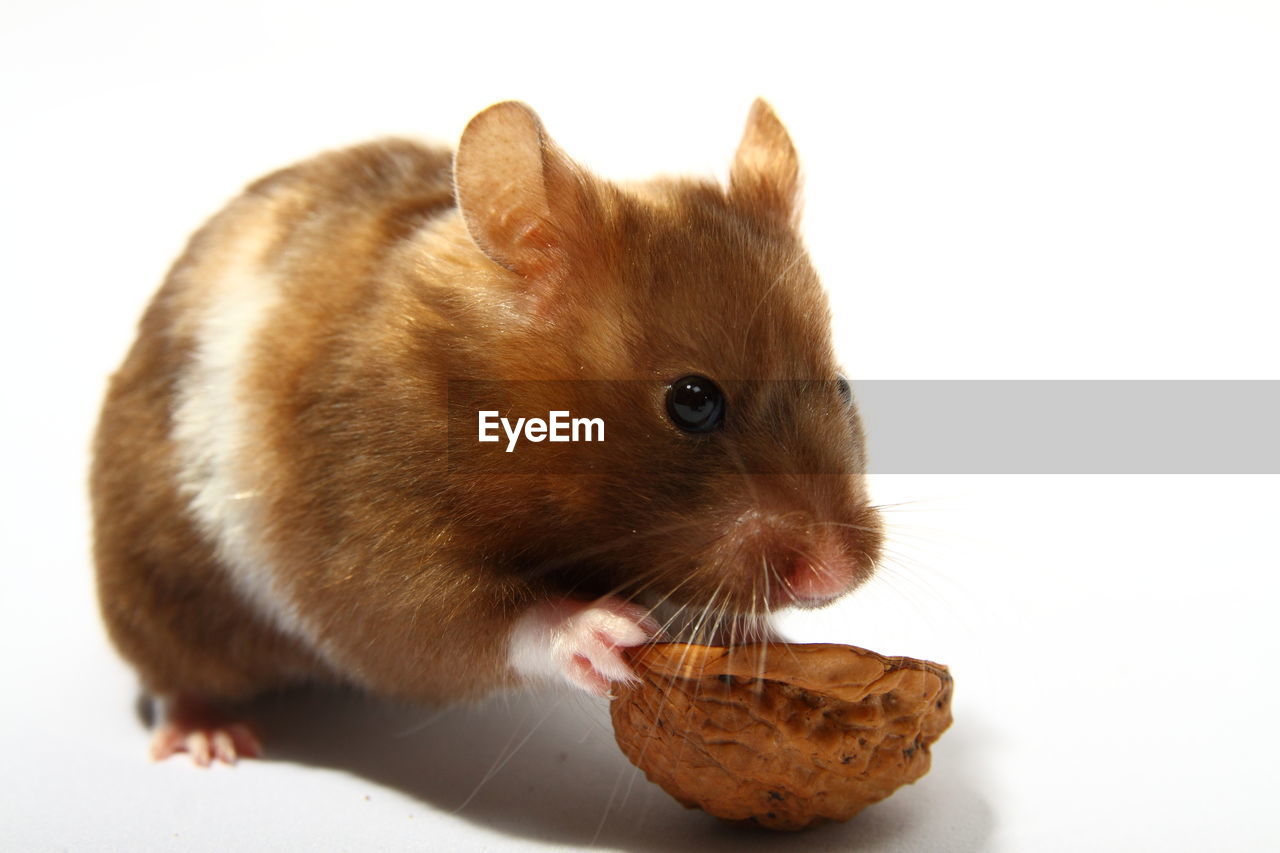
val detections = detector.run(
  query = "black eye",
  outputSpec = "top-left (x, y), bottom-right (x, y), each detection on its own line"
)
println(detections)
top-left (666, 375), bottom-right (726, 433)
top-left (837, 375), bottom-right (853, 406)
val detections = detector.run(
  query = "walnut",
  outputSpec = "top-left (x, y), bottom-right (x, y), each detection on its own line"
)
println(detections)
top-left (609, 642), bottom-right (953, 831)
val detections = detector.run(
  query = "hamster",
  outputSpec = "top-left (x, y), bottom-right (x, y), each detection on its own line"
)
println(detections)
top-left (90, 99), bottom-right (883, 764)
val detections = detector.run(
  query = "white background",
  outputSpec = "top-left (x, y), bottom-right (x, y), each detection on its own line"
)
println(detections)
top-left (2, 1), bottom-right (1278, 851)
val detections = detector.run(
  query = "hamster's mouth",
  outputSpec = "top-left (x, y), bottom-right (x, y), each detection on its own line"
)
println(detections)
top-left (765, 553), bottom-right (869, 610)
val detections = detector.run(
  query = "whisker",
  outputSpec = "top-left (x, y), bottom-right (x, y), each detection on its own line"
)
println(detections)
top-left (738, 246), bottom-right (807, 363)
top-left (453, 694), bottom-right (562, 814)
top-left (525, 515), bottom-right (723, 579)
top-left (805, 520), bottom-right (882, 535)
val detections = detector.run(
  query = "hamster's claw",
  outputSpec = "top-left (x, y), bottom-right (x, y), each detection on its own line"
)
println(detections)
top-left (148, 695), bottom-right (261, 766)
top-left (150, 721), bottom-right (261, 766)
top-left (510, 597), bottom-right (660, 698)
top-left (560, 601), bottom-right (658, 696)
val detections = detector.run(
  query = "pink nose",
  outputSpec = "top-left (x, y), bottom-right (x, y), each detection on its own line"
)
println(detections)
top-left (773, 549), bottom-right (857, 607)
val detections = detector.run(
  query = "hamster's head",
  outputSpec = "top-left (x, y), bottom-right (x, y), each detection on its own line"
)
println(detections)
top-left (452, 100), bottom-right (881, 638)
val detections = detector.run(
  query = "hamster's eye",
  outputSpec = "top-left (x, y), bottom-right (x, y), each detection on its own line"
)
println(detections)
top-left (837, 375), bottom-right (853, 407)
top-left (666, 375), bottom-right (726, 433)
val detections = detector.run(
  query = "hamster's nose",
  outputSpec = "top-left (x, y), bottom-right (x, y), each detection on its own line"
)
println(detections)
top-left (771, 546), bottom-right (859, 608)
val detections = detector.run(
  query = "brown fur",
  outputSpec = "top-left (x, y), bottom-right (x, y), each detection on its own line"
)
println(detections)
top-left (91, 101), bottom-right (882, 707)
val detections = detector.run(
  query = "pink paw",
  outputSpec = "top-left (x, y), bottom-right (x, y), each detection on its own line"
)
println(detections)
top-left (510, 597), bottom-right (659, 696)
top-left (148, 695), bottom-right (262, 766)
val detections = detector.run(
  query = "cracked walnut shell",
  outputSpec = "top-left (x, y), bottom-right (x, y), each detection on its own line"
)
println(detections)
top-left (609, 642), bottom-right (953, 831)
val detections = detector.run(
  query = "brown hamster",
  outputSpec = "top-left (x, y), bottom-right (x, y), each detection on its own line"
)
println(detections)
top-left (90, 99), bottom-right (883, 764)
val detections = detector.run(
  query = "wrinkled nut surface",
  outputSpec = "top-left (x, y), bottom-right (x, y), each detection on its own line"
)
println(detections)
top-left (609, 642), bottom-right (953, 831)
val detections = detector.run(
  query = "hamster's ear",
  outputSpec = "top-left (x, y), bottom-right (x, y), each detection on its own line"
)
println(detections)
top-left (455, 101), bottom-right (587, 281)
top-left (730, 98), bottom-right (801, 226)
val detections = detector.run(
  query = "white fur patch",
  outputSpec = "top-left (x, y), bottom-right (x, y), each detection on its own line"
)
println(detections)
top-left (170, 223), bottom-right (330, 662)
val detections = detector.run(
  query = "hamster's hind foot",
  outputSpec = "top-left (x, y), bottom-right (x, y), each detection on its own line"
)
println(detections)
top-left (148, 693), bottom-right (262, 766)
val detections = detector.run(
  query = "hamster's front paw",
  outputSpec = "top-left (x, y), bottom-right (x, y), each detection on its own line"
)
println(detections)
top-left (509, 597), bottom-right (660, 696)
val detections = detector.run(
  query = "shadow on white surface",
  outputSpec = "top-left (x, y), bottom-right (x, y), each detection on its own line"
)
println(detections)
top-left (207, 684), bottom-right (994, 851)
